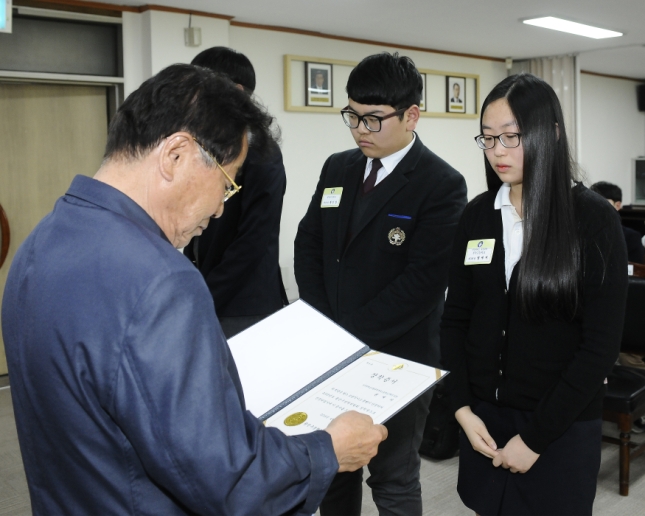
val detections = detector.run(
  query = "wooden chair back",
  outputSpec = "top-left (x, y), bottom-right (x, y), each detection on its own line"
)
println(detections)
top-left (628, 262), bottom-right (645, 278)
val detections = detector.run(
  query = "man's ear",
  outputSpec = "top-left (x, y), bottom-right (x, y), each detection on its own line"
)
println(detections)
top-left (406, 105), bottom-right (420, 131)
top-left (159, 132), bottom-right (193, 181)
top-left (555, 123), bottom-right (560, 141)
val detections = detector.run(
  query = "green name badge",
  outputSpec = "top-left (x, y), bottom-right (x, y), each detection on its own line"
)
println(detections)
top-left (464, 239), bottom-right (495, 265)
top-left (321, 187), bottom-right (343, 208)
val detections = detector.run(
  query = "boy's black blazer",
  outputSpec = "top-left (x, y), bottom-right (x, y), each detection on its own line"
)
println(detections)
top-left (185, 145), bottom-right (287, 317)
top-left (295, 135), bottom-right (467, 366)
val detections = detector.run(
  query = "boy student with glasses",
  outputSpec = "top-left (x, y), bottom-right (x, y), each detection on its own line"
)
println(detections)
top-left (295, 52), bottom-right (467, 516)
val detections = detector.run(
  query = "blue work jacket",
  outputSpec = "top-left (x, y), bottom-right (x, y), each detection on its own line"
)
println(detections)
top-left (2, 175), bottom-right (337, 515)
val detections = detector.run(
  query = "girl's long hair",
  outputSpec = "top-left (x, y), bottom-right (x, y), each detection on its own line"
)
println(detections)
top-left (482, 73), bottom-right (580, 322)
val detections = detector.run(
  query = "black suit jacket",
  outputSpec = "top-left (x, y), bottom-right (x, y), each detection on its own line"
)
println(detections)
top-left (184, 144), bottom-right (287, 317)
top-left (623, 225), bottom-right (645, 263)
top-left (294, 135), bottom-right (467, 367)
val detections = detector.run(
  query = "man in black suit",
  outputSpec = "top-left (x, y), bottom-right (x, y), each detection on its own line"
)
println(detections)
top-left (590, 181), bottom-right (645, 264)
top-left (184, 47), bottom-right (287, 338)
top-left (294, 52), bottom-right (467, 516)
top-left (312, 70), bottom-right (328, 94)
top-left (590, 181), bottom-right (645, 374)
top-left (450, 82), bottom-right (463, 103)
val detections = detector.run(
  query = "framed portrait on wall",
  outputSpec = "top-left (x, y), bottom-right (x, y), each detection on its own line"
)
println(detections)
top-left (419, 73), bottom-right (426, 112)
top-left (446, 76), bottom-right (466, 113)
top-left (306, 62), bottom-right (333, 107)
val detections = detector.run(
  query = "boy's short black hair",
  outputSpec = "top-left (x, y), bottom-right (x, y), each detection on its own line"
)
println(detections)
top-left (590, 181), bottom-right (622, 203)
top-left (191, 46), bottom-right (256, 93)
top-left (346, 52), bottom-right (422, 110)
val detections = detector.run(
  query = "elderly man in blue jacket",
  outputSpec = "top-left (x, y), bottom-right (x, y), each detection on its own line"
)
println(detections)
top-left (1, 64), bottom-right (386, 516)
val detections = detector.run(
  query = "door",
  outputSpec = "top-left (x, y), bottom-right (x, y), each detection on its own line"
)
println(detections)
top-left (0, 82), bottom-right (108, 375)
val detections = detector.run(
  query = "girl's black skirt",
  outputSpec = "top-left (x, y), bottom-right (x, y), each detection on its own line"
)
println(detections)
top-left (457, 400), bottom-right (601, 516)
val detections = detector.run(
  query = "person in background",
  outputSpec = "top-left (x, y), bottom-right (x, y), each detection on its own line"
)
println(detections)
top-left (441, 73), bottom-right (628, 515)
top-left (184, 47), bottom-right (288, 339)
top-left (2, 64), bottom-right (387, 515)
top-left (590, 181), bottom-right (645, 374)
top-left (295, 52), bottom-right (467, 516)
top-left (589, 181), bottom-right (645, 264)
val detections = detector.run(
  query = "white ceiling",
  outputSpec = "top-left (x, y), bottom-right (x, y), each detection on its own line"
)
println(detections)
top-left (118, 0), bottom-right (645, 80)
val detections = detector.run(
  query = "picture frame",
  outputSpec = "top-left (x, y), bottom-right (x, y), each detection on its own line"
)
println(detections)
top-left (446, 76), bottom-right (466, 113)
top-left (284, 56), bottom-right (479, 118)
top-left (305, 62), bottom-right (333, 107)
top-left (419, 73), bottom-right (426, 112)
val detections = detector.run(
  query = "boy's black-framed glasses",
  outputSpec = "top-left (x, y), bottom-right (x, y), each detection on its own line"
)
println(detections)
top-left (340, 107), bottom-right (407, 132)
top-left (474, 132), bottom-right (522, 150)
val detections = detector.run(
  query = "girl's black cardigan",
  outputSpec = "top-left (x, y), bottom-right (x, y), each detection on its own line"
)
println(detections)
top-left (440, 183), bottom-right (628, 454)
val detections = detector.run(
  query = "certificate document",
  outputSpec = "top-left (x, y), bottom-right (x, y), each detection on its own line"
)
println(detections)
top-left (266, 351), bottom-right (445, 436)
top-left (227, 300), bottom-right (446, 434)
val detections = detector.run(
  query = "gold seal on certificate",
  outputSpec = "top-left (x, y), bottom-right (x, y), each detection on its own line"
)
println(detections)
top-left (284, 412), bottom-right (308, 426)
top-left (391, 364), bottom-right (405, 371)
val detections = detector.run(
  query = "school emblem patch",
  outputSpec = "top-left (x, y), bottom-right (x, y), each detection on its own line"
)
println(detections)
top-left (388, 227), bottom-right (406, 246)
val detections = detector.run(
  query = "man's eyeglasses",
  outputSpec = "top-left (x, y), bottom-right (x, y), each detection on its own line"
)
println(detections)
top-left (474, 132), bottom-right (522, 150)
top-left (340, 107), bottom-right (408, 132)
top-left (192, 137), bottom-right (241, 202)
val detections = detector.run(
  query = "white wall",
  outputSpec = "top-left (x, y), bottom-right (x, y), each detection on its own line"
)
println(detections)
top-left (121, 12), bottom-right (508, 299)
top-left (122, 11), bottom-right (230, 96)
top-left (122, 11), bottom-right (151, 96)
top-left (229, 25), bottom-right (506, 298)
top-left (579, 73), bottom-right (645, 202)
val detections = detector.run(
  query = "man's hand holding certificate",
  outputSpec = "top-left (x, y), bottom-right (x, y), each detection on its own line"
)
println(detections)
top-left (326, 412), bottom-right (388, 472)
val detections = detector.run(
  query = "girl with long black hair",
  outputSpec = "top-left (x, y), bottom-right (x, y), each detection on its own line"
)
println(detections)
top-left (441, 73), bottom-right (628, 515)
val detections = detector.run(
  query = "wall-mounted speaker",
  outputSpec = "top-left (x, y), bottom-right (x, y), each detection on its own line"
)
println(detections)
top-left (638, 83), bottom-right (645, 112)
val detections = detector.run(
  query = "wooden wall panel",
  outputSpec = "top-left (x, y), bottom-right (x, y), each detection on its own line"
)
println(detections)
top-left (0, 82), bottom-right (108, 375)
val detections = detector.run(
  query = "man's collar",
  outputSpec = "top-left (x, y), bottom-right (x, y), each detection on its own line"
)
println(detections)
top-left (66, 175), bottom-right (169, 243)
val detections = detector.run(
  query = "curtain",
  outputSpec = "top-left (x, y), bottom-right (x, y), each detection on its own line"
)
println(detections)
top-left (510, 55), bottom-right (579, 160)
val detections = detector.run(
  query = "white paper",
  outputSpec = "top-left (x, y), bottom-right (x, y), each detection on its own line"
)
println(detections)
top-left (265, 352), bottom-right (446, 435)
top-left (227, 300), bottom-right (367, 418)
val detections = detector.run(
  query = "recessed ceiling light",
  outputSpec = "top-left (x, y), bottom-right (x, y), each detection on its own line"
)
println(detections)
top-left (523, 17), bottom-right (623, 39)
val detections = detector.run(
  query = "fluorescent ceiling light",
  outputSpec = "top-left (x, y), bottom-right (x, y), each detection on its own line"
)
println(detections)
top-left (523, 17), bottom-right (622, 39)
top-left (16, 6), bottom-right (122, 24)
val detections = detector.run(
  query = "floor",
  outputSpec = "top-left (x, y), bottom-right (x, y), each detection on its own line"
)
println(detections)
top-left (0, 382), bottom-right (30, 516)
top-left (1, 378), bottom-right (644, 515)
